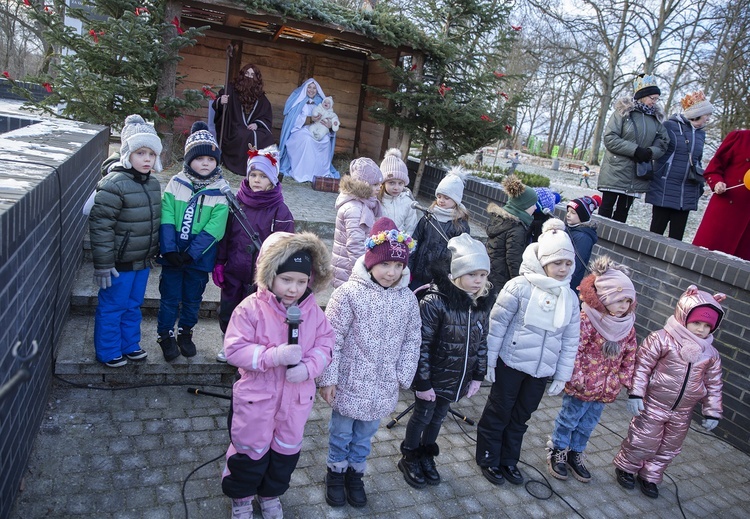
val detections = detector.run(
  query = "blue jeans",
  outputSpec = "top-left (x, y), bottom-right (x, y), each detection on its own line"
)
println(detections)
top-left (327, 410), bottom-right (380, 473)
top-left (551, 394), bottom-right (605, 452)
top-left (157, 266), bottom-right (209, 333)
top-left (94, 269), bottom-right (149, 362)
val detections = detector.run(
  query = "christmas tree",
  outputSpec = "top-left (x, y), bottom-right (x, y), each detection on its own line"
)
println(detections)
top-left (13, 0), bottom-right (207, 131)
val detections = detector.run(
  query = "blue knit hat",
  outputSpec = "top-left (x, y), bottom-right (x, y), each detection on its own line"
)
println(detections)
top-left (184, 121), bottom-right (221, 166)
top-left (534, 187), bottom-right (561, 215)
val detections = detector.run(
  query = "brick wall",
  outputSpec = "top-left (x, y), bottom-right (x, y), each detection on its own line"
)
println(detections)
top-left (411, 161), bottom-right (750, 454)
top-left (0, 118), bottom-right (108, 519)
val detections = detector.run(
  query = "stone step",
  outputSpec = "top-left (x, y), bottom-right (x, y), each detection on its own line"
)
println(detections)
top-left (55, 312), bottom-right (237, 385)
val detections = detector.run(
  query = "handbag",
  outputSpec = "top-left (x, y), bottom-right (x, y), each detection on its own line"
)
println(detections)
top-left (630, 115), bottom-right (654, 181)
top-left (685, 139), bottom-right (704, 184)
top-left (636, 160), bottom-right (654, 180)
top-left (312, 176), bottom-right (340, 193)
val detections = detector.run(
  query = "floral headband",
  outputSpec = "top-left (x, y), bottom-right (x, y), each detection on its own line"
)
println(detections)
top-left (365, 229), bottom-right (417, 251)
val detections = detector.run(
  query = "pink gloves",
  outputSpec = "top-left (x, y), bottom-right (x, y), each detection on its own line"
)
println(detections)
top-left (416, 389), bottom-right (436, 401)
top-left (286, 363), bottom-right (309, 383)
top-left (466, 380), bottom-right (482, 398)
top-left (212, 264), bottom-right (225, 288)
top-left (270, 343), bottom-right (302, 367)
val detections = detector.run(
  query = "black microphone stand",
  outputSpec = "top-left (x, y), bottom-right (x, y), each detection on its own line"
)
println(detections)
top-left (387, 402), bottom-right (475, 429)
top-left (223, 189), bottom-right (263, 253)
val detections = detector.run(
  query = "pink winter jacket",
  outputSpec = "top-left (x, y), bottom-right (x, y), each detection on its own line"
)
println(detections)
top-left (225, 288), bottom-right (335, 459)
top-left (331, 177), bottom-right (381, 288)
top-left (630, 288), bottom-right (724, 418)
top-left (565, 312), bottom-right (637, 403)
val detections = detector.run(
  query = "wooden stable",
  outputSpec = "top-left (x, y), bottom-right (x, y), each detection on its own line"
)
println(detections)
top-left (175, 1), bottom-right (422, 161)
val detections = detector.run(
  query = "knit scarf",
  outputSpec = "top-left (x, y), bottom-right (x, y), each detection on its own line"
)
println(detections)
top-left (522, 272), bottom-right (572, 331)
top-left (664, 315), bottom-right (712, 363)
top-left (184, 165), bottom-right (222, 192)
top-left (582, 303), bottom-right (635, 357)
top-left (237, 180), bottom-right (284, 209)
top-left (431, 205), bottom-right (458, 223)
top-left (633, 100), bottom-right (657, 117)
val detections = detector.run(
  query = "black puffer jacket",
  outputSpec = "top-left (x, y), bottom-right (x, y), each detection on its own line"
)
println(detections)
top-left (413, 272), bottom-right (494, 402)
top-left (89, 166), bottom-right (161, 271)
top-left (408, 215), bottom-right (470, 290)
top-left (485, 203), bottom-right (529, 291)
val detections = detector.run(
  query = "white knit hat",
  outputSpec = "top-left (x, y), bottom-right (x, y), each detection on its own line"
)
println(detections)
top-left (120, 114), bottom-right (163, 172)
top-left (536, 218), bottom-right (575, 267)
top-left (448, 233), bottom-right (490, 278)
top-left (380, 148), bottom-right (409, 185)
top-left (436, 166), bottom-right (467, 205)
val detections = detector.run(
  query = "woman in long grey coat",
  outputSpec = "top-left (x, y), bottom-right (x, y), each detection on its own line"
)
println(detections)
top-left (597, 75), bottom-right (669, 223)
top-left (645, 91), bottom-right (713, 241)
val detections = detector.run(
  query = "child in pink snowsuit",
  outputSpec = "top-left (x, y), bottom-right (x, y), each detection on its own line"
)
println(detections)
top-left (221, 232), bottom-right (335, 519)
top-left (613, 285), bottom-right (725, 499)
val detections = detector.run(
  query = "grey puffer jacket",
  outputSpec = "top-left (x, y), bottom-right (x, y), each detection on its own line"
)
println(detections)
top-left (89, 166), bottom-right (161, 271)
top-left (598, 97), bottom-right (669, 195)
top-left (645, 115), bottom-right (706, 211)
top-left (486, 245), bottom-right (580, 381)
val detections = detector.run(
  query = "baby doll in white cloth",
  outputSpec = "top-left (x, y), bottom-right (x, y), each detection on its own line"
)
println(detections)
top-left (310, 96), bottom-right (340, 141)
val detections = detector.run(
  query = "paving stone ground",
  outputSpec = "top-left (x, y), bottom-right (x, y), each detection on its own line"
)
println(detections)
top-left (10, 380), bottom-right (749, 518)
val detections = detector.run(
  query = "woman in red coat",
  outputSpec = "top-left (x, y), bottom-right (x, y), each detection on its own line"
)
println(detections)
top-left (692, 130), bottom-right (750, 260)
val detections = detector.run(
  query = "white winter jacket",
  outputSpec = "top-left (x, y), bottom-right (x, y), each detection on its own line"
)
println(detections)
top-left (379, 189), bottom-right (419, 236)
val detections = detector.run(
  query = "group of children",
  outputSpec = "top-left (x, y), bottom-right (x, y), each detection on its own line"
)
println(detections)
top-left (88, 115), bottom-right (727, 519)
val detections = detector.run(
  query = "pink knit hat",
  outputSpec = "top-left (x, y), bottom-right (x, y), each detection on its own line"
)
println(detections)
top-left (380, 148), bottom-right (409, 185)
top-left (686, 306), bottom-right (720, 329)
top-left (595, 268), bottom-right (636, 307)
top-left (349, 157), bottom-right (383, 186)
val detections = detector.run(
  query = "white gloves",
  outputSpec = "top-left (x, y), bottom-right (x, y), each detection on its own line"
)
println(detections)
top-left (547, 380), bottom-right (566, 396)
top-left (416, 388), bottom-right (436, 401)
top-left (702, 418), bottom-right (718, 431)
top-left (271, 343), bottom-right (302, 366)
top-left (93, 267), bottom-right (119, 289)
top-left (285, 363), bottom-right (309, 383)
top-left (627, 397), bottom-right (645, 416)
top-left (466, 380), bottom-right (482, 398)
top-left (485, 364), bottom-right (497, 384)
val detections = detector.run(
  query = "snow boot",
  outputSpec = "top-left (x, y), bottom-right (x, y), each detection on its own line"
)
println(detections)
top-left (567, 450), bottom-right (591, 482)
top-left (546, 443), bottom-right (568, 480)
top-left (177, 326), bottom-right (197, 357)
top-left (324, 467), bottom-right (346, 507)
top-left (397, 443), bottom-right (426, 489)
top-left (420, 443), bottom-right (441, 485)
top-left (344, 467), bottom-right (367, 507)
top-left (157, 330), bottom-right (180, 361)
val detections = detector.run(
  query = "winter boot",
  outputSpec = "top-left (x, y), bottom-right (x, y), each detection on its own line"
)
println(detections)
top-left (566, 450), bottom-right (591, 482)
top-left (177, 326), bottom-right (197, 357)
top-left (157, 330), bottom-right (180, 361)
top-left (546, 443), bottom-right (568, 480)
top-left (230, 496), bottom-right (254, 519)
top-left (257, 495), bottom-right (283, 519)
top-left (420, 443), bottom-right (441, 485)
top-left (397, 443), bottom-right (426, 489)
top-left (344, 467), bottom-right (367, 507)
top-left (324, 467), bottom-right (346, 507)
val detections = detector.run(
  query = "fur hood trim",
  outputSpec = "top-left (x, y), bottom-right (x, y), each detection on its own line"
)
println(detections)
top-left (339, 175), bottom-right (375, 200)
top-left (255, 232), bottom-right (333, 293)
top-left (614, 96), bottom-right (666, 123)
top-left (487, 202), bottom-right (522, 223)
top-left (428, 271), bottom-right (495, 313)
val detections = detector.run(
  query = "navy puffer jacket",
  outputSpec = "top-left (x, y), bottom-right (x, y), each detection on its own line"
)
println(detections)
top-left (645, 115), bottom-right (706, 211)
top-left (413, 270), bottom-right (494, 402)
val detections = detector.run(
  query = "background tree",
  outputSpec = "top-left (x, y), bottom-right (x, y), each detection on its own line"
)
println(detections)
top-left (9, 0), bottom-right (207, 161)
top-left (368, 0), bottom-right (518, 192)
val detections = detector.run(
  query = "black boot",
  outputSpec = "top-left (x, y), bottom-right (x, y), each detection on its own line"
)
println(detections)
top-left (325, 468), bottom-right (346, 507)
top-left (547, 446), bottom-right (568, 480)
top-left (344, 467), bottom-right (367, 507)
top-left (398, 443), bottom-right (426, 489)
top-left (157, 330), bottom-right (180, 361)
top-left (420, 443), bottom-right (441, 485)
top-left (177, 326), bottom-right (197, 357)
top-left (567, 450), bottom-right (591, 482)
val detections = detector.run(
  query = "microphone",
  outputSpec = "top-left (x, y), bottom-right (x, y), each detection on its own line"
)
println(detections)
top-left (285, 305), bottom-right (303, 368)
top-left (411, 200), bottom-right (433, 214)
top-left (219, 182), bottom-right (242, 213)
